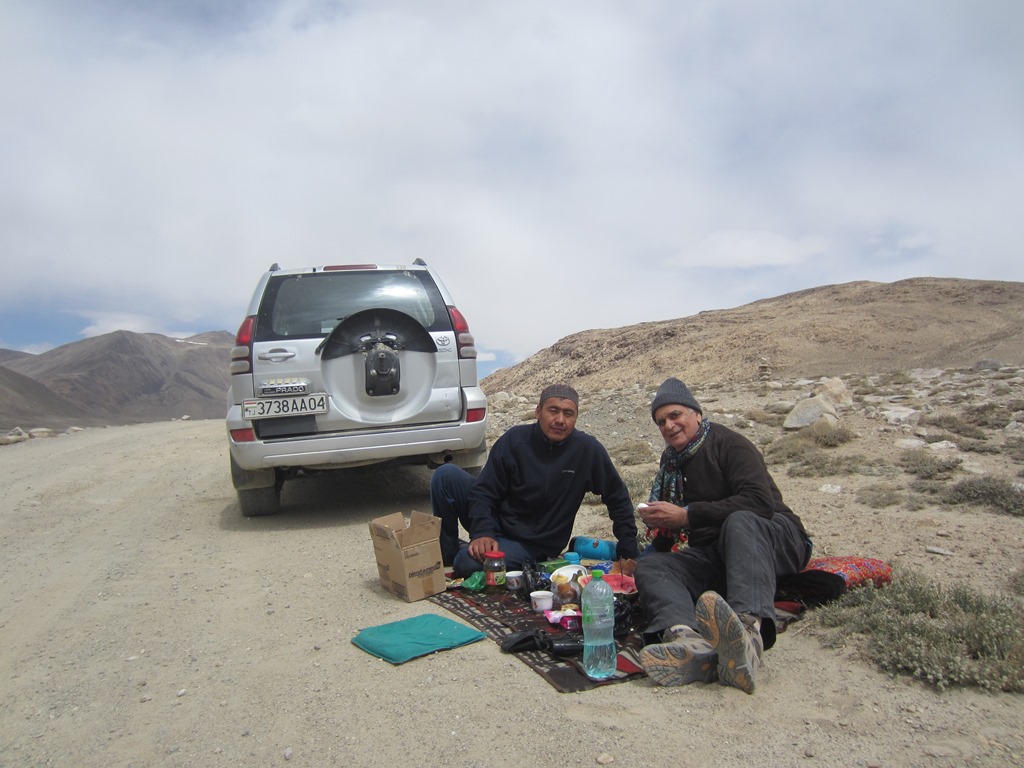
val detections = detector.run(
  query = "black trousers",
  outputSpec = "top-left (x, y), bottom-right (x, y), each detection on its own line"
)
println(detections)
top-left (634, 510), bottom-right (810, 650)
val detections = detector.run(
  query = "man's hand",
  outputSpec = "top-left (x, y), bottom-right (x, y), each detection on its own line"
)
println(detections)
top-left (467, 536), bottom-right (500, 562)
top-left (637, 501), bottom-right (688, 529)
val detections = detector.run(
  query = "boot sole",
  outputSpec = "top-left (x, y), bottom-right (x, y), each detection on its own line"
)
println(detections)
top-left (695, 592), bottom-right (759, 694)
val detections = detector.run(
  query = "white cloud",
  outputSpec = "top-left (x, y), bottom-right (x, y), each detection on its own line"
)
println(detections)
top-left (2, 1), bottom-right (1023, 362)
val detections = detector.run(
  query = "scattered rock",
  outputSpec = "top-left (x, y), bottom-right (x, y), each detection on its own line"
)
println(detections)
top-left (816, 376), bottom-right (853, 407)
top-left (783, 395), bottom-right (839, 430)
top-left (880, 406), bottom-right (920, 426)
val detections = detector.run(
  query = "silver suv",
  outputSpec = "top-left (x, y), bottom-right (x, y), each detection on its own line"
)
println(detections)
top-left (226, 260), bottom-right (488, 516)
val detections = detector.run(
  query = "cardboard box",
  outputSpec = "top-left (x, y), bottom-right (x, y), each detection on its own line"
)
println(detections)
top-left (369, 511), bottom-right (445, 602)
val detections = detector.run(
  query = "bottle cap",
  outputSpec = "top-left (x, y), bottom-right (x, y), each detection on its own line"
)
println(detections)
top-left (484, 550), bottom-right (505, 558)
top-left (591, 570), bottom-right (603, 580)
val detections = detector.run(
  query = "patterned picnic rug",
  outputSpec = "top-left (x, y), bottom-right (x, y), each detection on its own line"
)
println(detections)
top-left (427, 588), bottom-right (646, 693)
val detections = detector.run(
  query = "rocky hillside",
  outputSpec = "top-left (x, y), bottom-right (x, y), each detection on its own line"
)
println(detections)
top-left (482, 278), bottom-right (1024, 395)
top-left (3, 277), bottom-right (1021, 432)
top-left (1, 330), bottom-right (234, 430)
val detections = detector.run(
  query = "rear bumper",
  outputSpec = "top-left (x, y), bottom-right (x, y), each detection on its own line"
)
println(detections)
top-left (227, 412), bottom-right (487, 471)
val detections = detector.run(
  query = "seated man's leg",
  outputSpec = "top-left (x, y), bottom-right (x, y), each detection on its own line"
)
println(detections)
top-left (717, 510), bottom-right (807, 649)
top-left (430, 463), bottom-right (476, 565)
top-left (635, 548), bottom-right (722, 686)
top-left (635, 547), bottom-right (719, 636)
top-left (694, 511), bottom-right (807, 694)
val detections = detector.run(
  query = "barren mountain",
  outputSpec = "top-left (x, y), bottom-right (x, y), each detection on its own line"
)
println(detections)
top-left (1, 330), bottom-right (234, 430)
top-left (0, 348), bottom-right (32, 366)
top-left (0, 365), bottom-right (97, 429)
top-left (3, 277), bottom-right (1021, 432)
top-left (482, 277), bottom-right (1024, 395)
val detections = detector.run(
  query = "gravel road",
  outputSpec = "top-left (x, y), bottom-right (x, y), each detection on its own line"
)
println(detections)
top-left (1, 416), bottom-right (1022, 768)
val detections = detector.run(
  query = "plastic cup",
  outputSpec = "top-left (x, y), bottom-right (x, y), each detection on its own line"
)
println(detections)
top-left (530, 590), bottom-right (553, 613)
top-left (506, 570), bottom-right (524, 591)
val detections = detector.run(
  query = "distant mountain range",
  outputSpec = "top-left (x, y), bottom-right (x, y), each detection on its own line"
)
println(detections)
top-left (1, 330), bottom-right (235, 430)
top-left (3, 277), bottom-right (1022, 431)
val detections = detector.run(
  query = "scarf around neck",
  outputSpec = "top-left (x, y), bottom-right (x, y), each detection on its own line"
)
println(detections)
top-left (645, 418), bottom-right (710, 549)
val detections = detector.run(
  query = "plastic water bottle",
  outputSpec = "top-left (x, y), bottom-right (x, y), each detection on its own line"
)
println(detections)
top-left (581, 570), bottom-right (616, 680)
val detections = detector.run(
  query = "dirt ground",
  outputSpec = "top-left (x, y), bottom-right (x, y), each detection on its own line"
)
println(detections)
top-left (2, 383), bottom-right (1023, 767)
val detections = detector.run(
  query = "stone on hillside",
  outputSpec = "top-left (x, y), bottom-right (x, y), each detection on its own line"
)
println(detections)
top-left (783, 395), bottom-right (838, 430)
top-left (1, 427), bottom-right (31, 446)
top-left (815, 377), bottom-right (853, 407)
top-left (28, 428), bottom-right (57, 439)
top-left (765, 401), bottom-right (795, 414)
top-left (972, 360), bottom-right (1001, 371)
top-left (896, 438), bottom-right (926, 449)
top-left (880, 406), bottom-right (920, 426)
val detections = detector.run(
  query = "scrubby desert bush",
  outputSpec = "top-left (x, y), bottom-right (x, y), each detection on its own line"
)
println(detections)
top-left (765, 421), bottom-right (856, 463)
top-left (1008, 568), bottom-right (1024, 598)
top-left (610, 439), bottom-right (660, 467)
top-left (856, 483), bottom-right (903, 508)
top-left (942, 476), bottom-right (1024, 517)
top-left (814, 568), bottom-right (1024, 692)
top-left (898, 448), bottom-right (961, 479)
top-left (744, 408), bottom-right (785, 427)
top-left (806, 420), bottom-right (857, 448)
top-left (920, 413), bottom-right (987, 440)
top-left (619, 465), bottom-right (655, 505)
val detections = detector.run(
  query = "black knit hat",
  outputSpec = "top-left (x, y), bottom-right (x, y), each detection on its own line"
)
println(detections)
top-left (650, 377), bottom-right (702, 420)
top-left (538, 383), bottom-right (579, 407)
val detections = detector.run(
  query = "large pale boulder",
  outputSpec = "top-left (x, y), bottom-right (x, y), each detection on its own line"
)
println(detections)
top-left (783, 395), bottom-right (839, 430)
top-left (815, 377), bottom-right (853, 407)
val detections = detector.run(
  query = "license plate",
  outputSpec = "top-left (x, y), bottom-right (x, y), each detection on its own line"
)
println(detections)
top-left (243, 394), bottom-right (328, 420)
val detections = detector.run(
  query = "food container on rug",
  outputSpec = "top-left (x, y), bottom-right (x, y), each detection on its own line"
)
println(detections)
top-left (369, 511), bottom-right (445, 602)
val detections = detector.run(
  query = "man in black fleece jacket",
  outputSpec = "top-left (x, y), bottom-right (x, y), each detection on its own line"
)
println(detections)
top-left (635, 377), bottom-right (812, 694)
top-left (431, 383), bottom-right (639, 577)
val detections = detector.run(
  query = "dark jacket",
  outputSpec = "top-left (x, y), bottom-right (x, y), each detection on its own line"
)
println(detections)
top-left (467, 423), bottom-right (639, 559)
top-left (676, 422), bottom-right (807, 548)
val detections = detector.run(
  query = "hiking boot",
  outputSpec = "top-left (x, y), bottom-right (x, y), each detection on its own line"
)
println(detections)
top-left (639, 625), bottom-right (718, 686)
top-left (694, 592), bottom-right (763, 694)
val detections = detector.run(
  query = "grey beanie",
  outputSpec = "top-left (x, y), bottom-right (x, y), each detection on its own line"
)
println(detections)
top-left (538, 383), bottom-right (579, 407)
top-left (650, 377), bottom-right (702, 420)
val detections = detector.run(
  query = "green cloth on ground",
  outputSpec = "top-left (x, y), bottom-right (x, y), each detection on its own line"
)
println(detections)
top-left (352, 613), bottom-right (487, 665)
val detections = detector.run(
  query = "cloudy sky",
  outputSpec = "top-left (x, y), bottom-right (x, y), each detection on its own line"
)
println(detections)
top-left (2, 1), bottom-right (1021, 375)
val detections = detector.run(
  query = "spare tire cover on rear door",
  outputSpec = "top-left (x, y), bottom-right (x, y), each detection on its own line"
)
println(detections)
top-left (319, 308), bottom-right (458, 426)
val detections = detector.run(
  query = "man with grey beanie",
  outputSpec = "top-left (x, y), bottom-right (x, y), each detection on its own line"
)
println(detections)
top-left (635, 377), bottom-right (812, 694)
top-left (431, 383), bottom-right (639, 577)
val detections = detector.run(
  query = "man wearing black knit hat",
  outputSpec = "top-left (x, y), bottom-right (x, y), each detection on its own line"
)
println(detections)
top-left (635, 377), bottom-right (812, 694)
top-left (431, 383), bottom-right (639, 577)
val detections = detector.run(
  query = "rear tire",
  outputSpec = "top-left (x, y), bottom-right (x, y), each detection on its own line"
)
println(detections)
top-left (236, 484), bottom-right (282, 517)
top-left (230, 454), bottom-right (283, 516)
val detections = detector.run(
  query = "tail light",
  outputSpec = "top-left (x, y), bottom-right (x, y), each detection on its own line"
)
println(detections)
top-left (446, 306), bottom-right (477, 359)
top-left (229, 427), bottom-right (257, 442)
top-left (230, 316), bottom-right (256, 374)
top-left (466, 408), bottom-right (486, 423)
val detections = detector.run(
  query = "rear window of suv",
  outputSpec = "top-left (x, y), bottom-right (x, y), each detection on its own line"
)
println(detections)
top-left (254, 269), bottom-right (453, 341)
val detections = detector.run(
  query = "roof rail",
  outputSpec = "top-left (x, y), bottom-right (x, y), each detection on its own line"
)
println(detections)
top-left (269, 263), bottom-right (281, 272)
top-left (413, 258), bottom-right (427, 266)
